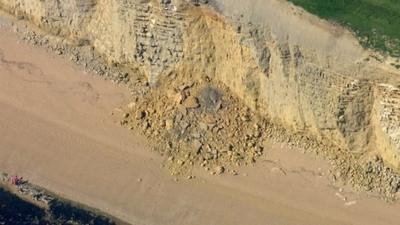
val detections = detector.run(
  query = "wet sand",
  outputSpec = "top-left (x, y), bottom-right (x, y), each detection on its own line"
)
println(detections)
top-left (1, 26), bottom-right (400, 225)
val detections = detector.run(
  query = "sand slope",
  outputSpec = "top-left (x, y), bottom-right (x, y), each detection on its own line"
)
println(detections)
top-left (1, 27), bottom-right (400, 225)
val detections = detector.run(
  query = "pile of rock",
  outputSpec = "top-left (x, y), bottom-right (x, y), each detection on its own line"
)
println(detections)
top-left (17, 183), bottom-right (54, 204)
top-left (331, 154), bottom-right (400, 201)
top-left (120, 73), bottom-right (400, 200)
top-left (18, 28), bottom-right (133, 85)
top-left (121, 75), bottom-right (268, 176)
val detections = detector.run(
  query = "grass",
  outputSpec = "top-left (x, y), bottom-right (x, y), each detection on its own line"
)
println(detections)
top-left (287, 0), bottom-right (400, 57)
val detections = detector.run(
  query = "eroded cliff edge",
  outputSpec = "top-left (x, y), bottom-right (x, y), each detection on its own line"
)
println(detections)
top-left (1, 0), bottom-right (400, 182)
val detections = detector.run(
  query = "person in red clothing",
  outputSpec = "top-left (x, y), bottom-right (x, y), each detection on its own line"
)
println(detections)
top-left (10, 175), bottom-right (23, 185)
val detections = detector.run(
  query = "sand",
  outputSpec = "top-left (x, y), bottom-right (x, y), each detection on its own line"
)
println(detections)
top-left (1, 26), bottom-right (400, 225)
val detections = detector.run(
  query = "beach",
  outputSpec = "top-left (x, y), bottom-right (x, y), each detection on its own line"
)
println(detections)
top-left (2, 23), bottom-right (400, 225)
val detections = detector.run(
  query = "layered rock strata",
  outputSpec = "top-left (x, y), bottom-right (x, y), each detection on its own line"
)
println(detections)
top-left (1, 0), bottom-right (400, 170)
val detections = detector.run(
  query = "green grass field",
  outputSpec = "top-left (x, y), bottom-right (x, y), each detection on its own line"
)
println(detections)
top-left (287, 0), bottom-right (400, 57)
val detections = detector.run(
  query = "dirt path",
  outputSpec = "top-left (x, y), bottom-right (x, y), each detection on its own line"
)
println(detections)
top-left (1, 26), bottom-right (400, 225)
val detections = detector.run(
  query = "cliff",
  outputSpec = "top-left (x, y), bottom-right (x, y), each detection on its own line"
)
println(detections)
top-left (1, 0), bottom-right (400, 170)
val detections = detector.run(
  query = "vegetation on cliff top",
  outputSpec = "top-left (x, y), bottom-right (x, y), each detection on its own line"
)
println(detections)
top-left (287, 0), bottom-right (400, 57)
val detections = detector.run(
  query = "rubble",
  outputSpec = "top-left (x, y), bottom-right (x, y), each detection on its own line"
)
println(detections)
top-left (215, 166), bottom-right (225, 175)
top-left (120, 71), bottom-right (269, 177)
top-left (118, 71), bottom-right (400, 200)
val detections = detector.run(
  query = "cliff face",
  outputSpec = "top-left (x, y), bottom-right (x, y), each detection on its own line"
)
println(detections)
top-left (1, 0), bottom-right (400, 168)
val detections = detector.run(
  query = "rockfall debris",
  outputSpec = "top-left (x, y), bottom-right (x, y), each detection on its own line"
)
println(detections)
top-left (121, 75), bottom-right (268, 176)
top-left (118, 67), bottom-right (400, 200)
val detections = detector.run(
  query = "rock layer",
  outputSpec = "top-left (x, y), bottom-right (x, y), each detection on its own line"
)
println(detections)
top-left (1, 0), bottom-right (400, 169)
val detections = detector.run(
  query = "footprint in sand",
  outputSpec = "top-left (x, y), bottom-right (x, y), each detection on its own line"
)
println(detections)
top-left (0, 48), bottom-right (51, 85)
top-left (72, 81), bottom-right (100, 104)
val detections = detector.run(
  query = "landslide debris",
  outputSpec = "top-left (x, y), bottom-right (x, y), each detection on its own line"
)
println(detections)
top-left (120, 73), bottom-right (268, 176)
top-left (118, 68), bottom-right (400, 200)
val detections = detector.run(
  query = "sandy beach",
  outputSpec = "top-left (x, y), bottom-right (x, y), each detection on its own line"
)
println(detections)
top-left (1, 25), bottom-right (400, 225)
